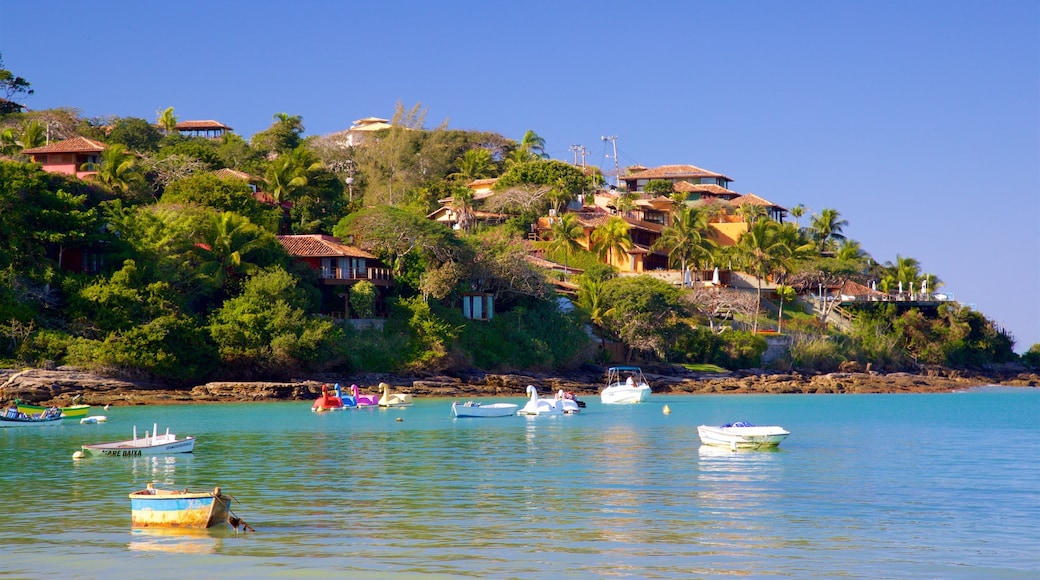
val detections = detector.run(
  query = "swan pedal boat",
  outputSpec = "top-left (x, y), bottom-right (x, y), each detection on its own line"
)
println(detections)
top-left (451, 401), bottom-right (518, 418)
top-left (697, 422), bottom-right (790, 450)
top-left (129, 483), bottom-right (231, 529)
top-left (517, 385), bottom-right (579, 416)
top-left (378, 382), bottom-right (413, 407)
top-left (600, 366), bottom-right (652, 404)
top-left (81, 424), bottom-right (196, 457)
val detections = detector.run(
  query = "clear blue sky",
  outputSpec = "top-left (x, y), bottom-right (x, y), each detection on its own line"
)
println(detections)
top-left (2, 1), bottom-right (1038, 352)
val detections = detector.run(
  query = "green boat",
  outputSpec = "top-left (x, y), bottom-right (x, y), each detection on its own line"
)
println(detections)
top-left (17, 403), bottom-right (90, 418)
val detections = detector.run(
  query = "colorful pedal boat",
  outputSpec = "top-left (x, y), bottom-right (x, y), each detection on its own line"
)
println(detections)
top-left (129, 484), bottom-right (231, 529)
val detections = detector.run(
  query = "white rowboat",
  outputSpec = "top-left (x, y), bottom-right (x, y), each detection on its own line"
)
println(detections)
top-left (81, 424), bottom-right (196, 457)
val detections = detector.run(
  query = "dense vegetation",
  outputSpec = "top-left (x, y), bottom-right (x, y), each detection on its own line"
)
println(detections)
top-left (0, 59), bottom-right (1028, 382)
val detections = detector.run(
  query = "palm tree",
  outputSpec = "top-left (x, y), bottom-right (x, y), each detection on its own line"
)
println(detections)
top-left (264, 146), bottom-right (323, 203)
top-left (577, 276), bottom-right (614, 351)
top-left (736, 202), bottom-right (768, 225)
top-left (450, 148), bottom-right (497, 183)
top-left (652, 205), bottom-right (716, 286)
top-left (548, 212), bottom-right (585, 268)
top-left (156, 106), bottom-right (178, 136)
top-left (772, 221), bottom-right (814, 332)
top-left (0, 127), bottom-right (19, 156)
top-left (591, 216), bottom-right (632, 269)
top-left (92, 144), bottom-right (139, 194)
top-left (519, 130), bottom-right (548, 158)
top-left (809, 208), bottom-right (849, 252)
top-left (448, 186), bottom-right (475, 232)
top-left (790, 204), bottom-right (807, 227)
top-left (503, 146), bottom-right (536, 169)
top-left (17, 120), bottom-right (45, 149)
top-left (732, 219), bottom-right (791, 333)
top-left (192, 211), bottom-right (270, 294)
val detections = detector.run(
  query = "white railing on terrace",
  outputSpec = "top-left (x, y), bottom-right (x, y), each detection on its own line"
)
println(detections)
top-left (319, 267), bottom-right (392, 282)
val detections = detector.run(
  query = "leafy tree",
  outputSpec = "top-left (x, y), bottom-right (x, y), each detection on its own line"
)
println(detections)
top-left (600, 275), bottom-right (685, 361)
top-left (466, 229), bottom-right (551, 303)
top-left (251, 112), bottom-right (304, 155)
top-left (335, 206), bottom-right (463, 287)
top-left (287, 168), bottom-right (348, 234)
top-left (1022, 344), bottom-right (1040, 368)
top-left (590, 216), bottom-right (632, 269)
top-left (208, 267), bottom-right (343, 376)
top-left (157, 136), bottom-right (222, 167)
top-left (161, 173), bottom-right (279, 231)
top-left (0, 52), bottom-right (33, 111)
top-left (349, 280), bottom-right (377, 319)
top-left (393, 294), bottom-right (461, 372)
top-left (643, 179), bottom-right (675, 196)
top-left (107, 117), bottom-right (163, 152)
top-left (494, 159), bottom-right (587, 213)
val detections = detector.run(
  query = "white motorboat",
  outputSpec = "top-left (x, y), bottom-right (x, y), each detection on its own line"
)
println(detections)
top-left (451, 401), bottom-right (518, 418)
top-left (600, 366), bottom-right (652, 404)
top-left (697, 422), bottom-right (790, 450)
top-left (80, 424), bottom-right (196, 457)
top-left (517, 385), bottom-right (563, 416)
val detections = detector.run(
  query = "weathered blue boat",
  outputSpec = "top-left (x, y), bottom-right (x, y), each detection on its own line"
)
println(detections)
top-left (129, 484), bottom-right (231, 529)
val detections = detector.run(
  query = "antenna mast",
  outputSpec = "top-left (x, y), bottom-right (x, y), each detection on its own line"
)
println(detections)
top-left (601, 135), bottom-right (619, 188)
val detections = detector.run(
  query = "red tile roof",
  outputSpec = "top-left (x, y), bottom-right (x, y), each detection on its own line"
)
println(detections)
top-left (277, 234), bottom-right (376, 259)
top-left (673, 181), bottom-right (739, 196)
top-left (213, 168), bottom-right (261, 182)
top-left (624, 164), bottom-right (733, 182)
top-left (175, 120), bottom-right (232, 131)
top-left (22, 136), bottom-right (106, 155)
top-left (734, 193), bottom-right (786, 210)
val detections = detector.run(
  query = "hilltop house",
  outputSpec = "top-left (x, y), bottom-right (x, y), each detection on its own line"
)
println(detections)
top-left (175, 120), bottom-right (233, 139)
top-left (22, 136), bottom-right (106, 180)
top-left (276, 234), bottom-right (392, 319)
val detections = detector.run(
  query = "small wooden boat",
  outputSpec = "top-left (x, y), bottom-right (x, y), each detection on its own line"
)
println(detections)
top-left (17, 403), bottom-right (90, 418)
top-left (0, 406), bottom-right (63, 427)
top-left (697, 422), bottom-right (790, 450)
top-left (129, 483), bottom-right (231, 529)
top-left (451, 400), bottom-right (518, 418)
top-left (81, 424), bottom-right (195, 457)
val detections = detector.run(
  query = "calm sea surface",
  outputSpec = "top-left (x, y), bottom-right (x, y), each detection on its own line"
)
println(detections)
top-left (1, 386), bottom-right (1037, 579)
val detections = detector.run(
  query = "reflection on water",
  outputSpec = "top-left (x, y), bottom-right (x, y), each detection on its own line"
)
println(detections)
top-left (128, 527), bottom-right (224, 554)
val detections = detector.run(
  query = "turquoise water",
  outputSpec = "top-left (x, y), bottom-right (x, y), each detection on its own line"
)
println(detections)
top-left (1, 387), bottom-right (1038, 579)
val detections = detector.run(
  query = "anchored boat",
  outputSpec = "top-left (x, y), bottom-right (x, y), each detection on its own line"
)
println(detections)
top-left (129, 484), bottom-right (230, 529)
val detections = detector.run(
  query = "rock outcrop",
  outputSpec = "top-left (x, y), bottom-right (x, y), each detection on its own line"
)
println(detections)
top-left (1, 365), bottom-right (1036, 407)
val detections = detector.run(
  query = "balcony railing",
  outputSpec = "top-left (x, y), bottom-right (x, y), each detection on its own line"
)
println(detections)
top-left (319, 267), bottom-right (392, 283)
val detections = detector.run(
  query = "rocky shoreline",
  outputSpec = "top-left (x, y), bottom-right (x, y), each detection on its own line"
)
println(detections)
top-left (1, 364), bottom-right (1036, 407)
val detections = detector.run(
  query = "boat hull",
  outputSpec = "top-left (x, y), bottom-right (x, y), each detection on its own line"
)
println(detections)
top-left (600, 384), bottom-right (652, 404)
top-left (82, 436), bottom-right (196, 457)
top-left (18, 404), bottom-right (90, 418)
top-left (451, 402), bottom-right (518, 418)
top-left (697, 425), bottom-right (790, 449)
top-left (129, 487), bottom-right (229, 529)
top-left (0, 415), bottom-right (63, 428)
